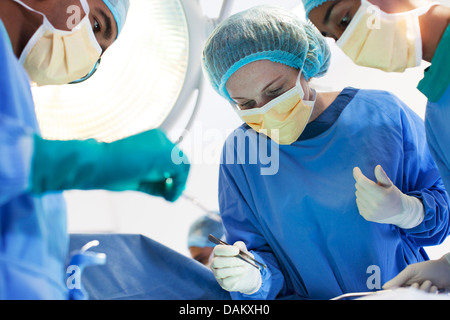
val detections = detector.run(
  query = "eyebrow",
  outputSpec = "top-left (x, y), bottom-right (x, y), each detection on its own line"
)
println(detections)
top-left (231, 75), bottom-right (283, 100)
top-left (323, 0), bottom-right (341, 25)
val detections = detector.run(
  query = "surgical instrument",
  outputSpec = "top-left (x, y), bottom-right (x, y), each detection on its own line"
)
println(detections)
top-left (208, 234), bottom-right (267, 270)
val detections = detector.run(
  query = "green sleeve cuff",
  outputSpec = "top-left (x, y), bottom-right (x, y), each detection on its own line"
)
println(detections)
top-left (417, 25), bottom-right (450, 102)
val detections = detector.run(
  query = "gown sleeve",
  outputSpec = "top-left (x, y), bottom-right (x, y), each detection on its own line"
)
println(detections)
top-left (0, 23), bottom-right (35, 206)
top-left (423, 87), bottom-right (450, 204)
top-left (218, 139), bottom-right (287, 300)
top-left (0, 116), bottom-right (34, 206)
top-left (395, 98), bottom-right (450, 247)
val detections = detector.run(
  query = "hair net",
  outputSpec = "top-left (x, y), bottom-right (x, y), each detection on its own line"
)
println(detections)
top-left (302, 0), bottom-right (330, 18)
top-left (202, 5), bottom-right (331, 101)
top-left (102, 0), bottom-right (130, 37)
top-left (188, 214), bottom-right (224, 248)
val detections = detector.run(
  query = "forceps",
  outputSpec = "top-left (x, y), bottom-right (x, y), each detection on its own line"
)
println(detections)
top-left (208, 234), bottom-right (267, 270)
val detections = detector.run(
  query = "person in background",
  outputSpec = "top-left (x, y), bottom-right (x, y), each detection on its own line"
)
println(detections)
top-left (201, 5), bottom-right (449, 300)
top-left (0, 0), bottom-right (189, 299)
top-left (302, 0), bottom-right (450, 293)
top-left (188, 213), bottom-right (224, 266)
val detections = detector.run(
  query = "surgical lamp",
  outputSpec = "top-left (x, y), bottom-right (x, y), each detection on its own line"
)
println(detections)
top-left (31, 0), bottom-right (234, 143)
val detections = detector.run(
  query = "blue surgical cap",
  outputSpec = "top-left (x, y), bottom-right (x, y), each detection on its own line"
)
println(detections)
top-left (188, 214), bottom-right (224, 248)
top-left (202, 5), bottom-right (331, 101)
top-left (302, 0), bottom-right (330, 18)
top-left (102, 0), bottom-right (130, 37)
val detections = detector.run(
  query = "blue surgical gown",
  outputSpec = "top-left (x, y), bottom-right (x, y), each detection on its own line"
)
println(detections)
top-left (0, 19), bottom-right (69, 299)
top-left (218, 88), bottom-right (450, 300)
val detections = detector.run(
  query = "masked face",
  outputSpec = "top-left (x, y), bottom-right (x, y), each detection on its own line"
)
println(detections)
top-left (15, 0), bottom-right (104, 85)
top-left (226, 60), bottom-right (316, 145)
top-left (308, 0), bottom-right (438, 72)
top-left (336, 0), bottom-right (439, 72)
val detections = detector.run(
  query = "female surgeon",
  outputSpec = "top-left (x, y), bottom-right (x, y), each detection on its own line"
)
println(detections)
top-left (302, 0), bottom-right (450, 295)
top-left (202, 5), bottom-right (450, 300)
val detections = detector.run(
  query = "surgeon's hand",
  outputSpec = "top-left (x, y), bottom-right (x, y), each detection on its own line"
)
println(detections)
top-left (210, 241), bottom-right (262, 295)
top-left (383, 253), bottom-right (450, 293)
top-left (30, 129), bottom-right (190, 202)
top-left (353, 165), bottom-right (424, 229)
top-left (107, 129), bottom-right (190, 202)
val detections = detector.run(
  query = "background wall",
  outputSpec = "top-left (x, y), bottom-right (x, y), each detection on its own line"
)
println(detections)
top-left (65, 0), bottom-right (450, 262)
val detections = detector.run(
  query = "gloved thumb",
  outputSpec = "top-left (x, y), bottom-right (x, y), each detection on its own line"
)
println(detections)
top-left (374, 165), bottom-right (393, 188)
top-left (233, 241), bottom-right (255, 260)
top-left (233, 241), bottom-right (248, 253)
top-left (353, 167), bottom-right (365, 182)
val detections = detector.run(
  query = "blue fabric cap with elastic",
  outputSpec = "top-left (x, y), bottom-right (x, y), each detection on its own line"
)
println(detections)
top-left (188, 214), bottom-right (224, 248)
top-left (302, 0), bottom-right (330, 18)
top-left (102, 0), bottom-right (130, 37)
top-left (202, 5), bottom-right (331, 102)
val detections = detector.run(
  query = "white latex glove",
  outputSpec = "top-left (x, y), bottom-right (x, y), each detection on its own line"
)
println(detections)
top-left (210, 241), bottom-right (262, 295)
top-left (353, 165), bottom-right (425, 229)
top-left (383, 253), bottom-right (450, 293)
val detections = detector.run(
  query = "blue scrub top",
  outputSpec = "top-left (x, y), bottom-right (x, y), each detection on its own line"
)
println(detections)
top-left (0, 19), bottom-right (69, 299)
top-left (219, 88), bottom-right (450, 300)
top-left (299, 88), bottom-right (356, 140)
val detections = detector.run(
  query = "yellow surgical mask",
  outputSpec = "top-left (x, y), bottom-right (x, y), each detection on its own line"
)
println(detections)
top-left (234, 70), bottom-right (316, 145)
top-left (15, 0), bottom-right (102, 86)
top-left (336, 0), bottom-right (438, 72)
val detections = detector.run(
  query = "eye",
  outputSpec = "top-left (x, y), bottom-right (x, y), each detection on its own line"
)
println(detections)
top-left (339, 13), bottom-right (351, 28)
top-left (239, 100), bottom-right (256, 110)
top-left (268, 88), bottom-right (282, 96)
top-left (93, 18), bottom-right (101, 33)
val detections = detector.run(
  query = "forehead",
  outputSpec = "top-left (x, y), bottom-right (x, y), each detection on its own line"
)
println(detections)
top-left (308, 1), bottom-right (334, 25)
top-left (308, 0), bottom-right (360, 29)
top-left (226, 60), bottom-right (296, 96)
top-left (308, 0), bottom-right (407, 23)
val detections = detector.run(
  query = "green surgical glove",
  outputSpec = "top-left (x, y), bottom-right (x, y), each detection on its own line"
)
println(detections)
top-left (29, 129), bottom-right (190, 202)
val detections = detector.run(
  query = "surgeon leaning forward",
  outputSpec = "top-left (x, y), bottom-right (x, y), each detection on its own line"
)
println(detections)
top-left (0, 0), bottom-right (190, 299)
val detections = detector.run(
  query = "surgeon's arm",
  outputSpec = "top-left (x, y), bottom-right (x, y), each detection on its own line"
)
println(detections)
top-left (0, 115), bottom-right (34, 206)
top-left (217, 157), bottom-right (286, 300)
top-left (28, 129), bottom-right (190, 202)
top-left (398, 105), bottom-right (450, 245)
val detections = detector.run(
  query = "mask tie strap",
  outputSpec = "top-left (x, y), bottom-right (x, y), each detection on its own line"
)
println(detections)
top-left (12, 0), bottom-right (45, 17)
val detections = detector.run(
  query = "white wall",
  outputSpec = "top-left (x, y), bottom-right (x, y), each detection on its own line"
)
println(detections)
top-left (66, 0), bottom-right (450, 261)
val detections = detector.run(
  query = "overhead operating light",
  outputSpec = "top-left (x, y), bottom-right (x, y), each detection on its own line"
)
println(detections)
top-left (31, 0), bottom-right (232, 143)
